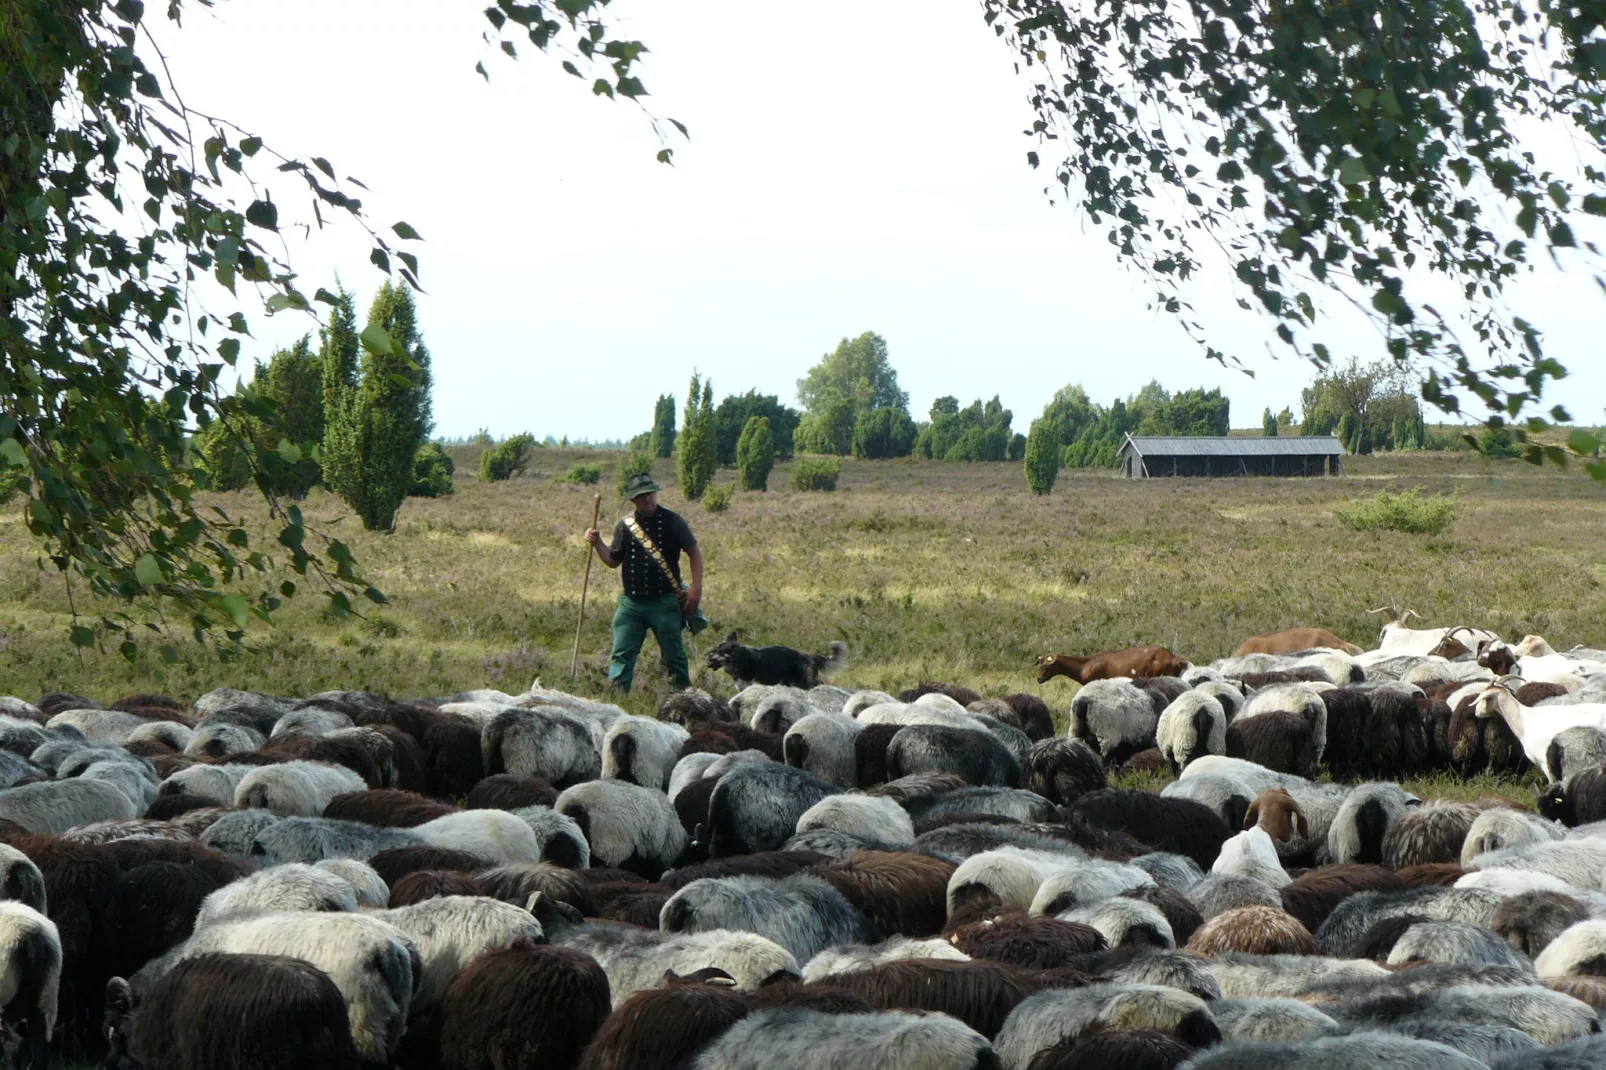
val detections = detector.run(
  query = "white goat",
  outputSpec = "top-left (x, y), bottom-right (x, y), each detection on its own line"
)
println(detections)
top-left (1474, 679), bottom-right (1606, 768)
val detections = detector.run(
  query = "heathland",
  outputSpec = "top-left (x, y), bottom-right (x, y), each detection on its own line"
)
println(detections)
top-left (0, 445), bottom-right (1598, 801)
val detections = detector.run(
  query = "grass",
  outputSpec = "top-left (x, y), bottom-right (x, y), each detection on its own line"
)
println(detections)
top-left (0, 444), bottom-right (1591, 802)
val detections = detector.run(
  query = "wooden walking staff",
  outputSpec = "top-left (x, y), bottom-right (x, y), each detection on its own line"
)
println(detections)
top-left (571, 493), bottom-right (603, 678)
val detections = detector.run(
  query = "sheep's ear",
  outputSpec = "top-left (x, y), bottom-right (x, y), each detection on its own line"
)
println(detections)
top-left (105, 977), bottom-right (133, 1016)
top-left (1243, 800), bottom-right (1260, 830)
top-left (1295, 811), bottom-right (1310, 839)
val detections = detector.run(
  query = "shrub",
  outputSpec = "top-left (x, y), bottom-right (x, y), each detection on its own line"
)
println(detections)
top-left (790, 455), bottom-right (840, 492)
top-left (410, 442), bottom-right (455, 497)
top-left (558, 463), bottom-right (602, 485)
top-left (1024, 418), bottom-right (1060, 495)
top-left (1008, 432), bottom-right (1027, 461)
top-left (1334, 488), bottom-right (1459, 535)
top-left (479, 433), bottom-right (536, 482)
top-left (703, 485), bottom-right (732, 512)
top-left (1479, 424), bottom-right (1524, 459)
top-left (677, 374), bottom-right (718, 501)
top-left (851, 407), bottom-right (918, 459)
top-left (736, 416), bottom-right (776, 491)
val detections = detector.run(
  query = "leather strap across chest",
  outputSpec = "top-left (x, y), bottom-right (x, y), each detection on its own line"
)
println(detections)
top-left (623, 515), bottom-right (680, 590)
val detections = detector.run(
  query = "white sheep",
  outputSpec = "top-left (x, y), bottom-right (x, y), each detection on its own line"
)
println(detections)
top-left (412, 810), bottom-right (543, 865)
top-left (234, 760), bottom-right (367, 817)
top-left (801, 935), bottom-right (970, 982)
top-left (43, 708), bottom-right (148, 744)
top-left (554, 779), bottom-right (685, 877)
top-left (601, 715), bottom-right (689, 792)
top-left (159, 762), bottom-right (256, 806)
top-left (0, 901), bottom-right (60, 1063)
top-left (195, 863), bottom-right (359, 926)
top-left (1212, 828), bottom-right (1291, 889)
top-left (794, 794), bottom-right (915, 850)
top-left (147, 910), bottom-right (419, 1062)
top-left (1155, 691), bottom-right (1226, 773)
top-left (372, 895), bottom-right (544, 1007)
top-left (552, 922), bottom-right (799, 1007)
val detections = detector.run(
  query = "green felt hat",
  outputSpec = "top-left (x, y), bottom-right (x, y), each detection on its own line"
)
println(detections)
top-left (623, 472), bottom-right (662, 499)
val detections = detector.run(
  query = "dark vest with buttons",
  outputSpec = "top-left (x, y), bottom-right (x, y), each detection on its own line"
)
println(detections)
top-left (615, 508), bottom-right (689, 598)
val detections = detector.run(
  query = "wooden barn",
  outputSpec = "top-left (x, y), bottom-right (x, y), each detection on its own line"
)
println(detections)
top-left (1120, 434), bottom-right (1345, 478)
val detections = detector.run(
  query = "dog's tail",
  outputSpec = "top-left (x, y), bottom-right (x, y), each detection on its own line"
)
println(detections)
top-left (813, 641), bottom-right (848, 680)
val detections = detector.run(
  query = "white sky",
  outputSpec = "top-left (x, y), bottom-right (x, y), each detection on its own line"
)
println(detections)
top-left (148, 1), bottom-right (1605, 440)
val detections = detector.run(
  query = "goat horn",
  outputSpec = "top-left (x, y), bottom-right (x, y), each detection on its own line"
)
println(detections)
top-left (1401, 609), bottom-right (1423, 623)
top-left (1365, 606), bottom-right (1393, 616)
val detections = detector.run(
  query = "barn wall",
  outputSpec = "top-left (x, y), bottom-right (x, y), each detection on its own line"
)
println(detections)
top-left (1121, 452), bottom-right (1338, 478)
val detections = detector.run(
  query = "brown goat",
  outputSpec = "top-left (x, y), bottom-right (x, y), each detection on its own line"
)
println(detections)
top-left (1234, 628), bottom-right (1362, 657)
top-left (1243, 788), bottom-right (1308, 843)
top-left (1035, 647), bottom-right (1189, 685)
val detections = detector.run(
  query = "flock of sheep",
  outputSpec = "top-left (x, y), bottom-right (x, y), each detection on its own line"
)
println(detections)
top-left (0, 613), bottom-right (1604, 1068)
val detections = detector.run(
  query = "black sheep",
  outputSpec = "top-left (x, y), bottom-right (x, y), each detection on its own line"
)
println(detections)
top-left (438, 943), bottom-right (611, 1070)
top-left (142, 794), bottom-right (222, 822)
top-left (1002, 693), bottom-right (1057, 742)
top-left (681, 725), bottom-right (785, 762)
top-left (464, 774), bottom-right (558, 812)
top-left (885, 724), bottom-right (1022, 788)
top-left (1319, 689), bottom-right (1374, 781)
top-left (1066, 790), bottom-right (1230, 870)
top-left (705, 763), bottom-right (838, 858)
top-left (121, 952), bottom-right (360, 1070)
top-left (113, 861), bottom-right (229, 977)
top-left (421, 719), bottom-right (486, 798)
top-left (475, 862), bottom-right (600, 916)
top-left (898, 683), bottom-right (983, 707)
top-left (661, 850), bottom-right (829, 889)
top-left (1225, 711), bottom-right (1318, 779)
top-left (853, 723), bottom-right (904, 789)
top-left (1024, 739), bottom-right (1108, 807)
top-left (1540, 765), bottom-right (1606, 827)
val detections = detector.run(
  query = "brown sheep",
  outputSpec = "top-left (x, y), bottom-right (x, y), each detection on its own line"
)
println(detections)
top-left (1547, 976), bottom-right (1606, 1011)
top-left (813, 959), bottom-right (1041, 1039)
top-left (464, 774), bottom-right (558, 811)
top-left (1186, 905), bottom-right (1316, 956)
top-left (946, 913), bottom-right (1107, 968)
top-left (814, 851), bottom-right (955, 938)
top-left (1393, 862), bottom-right (1467, 887)
top-left (438, 944), bottom-right (611, 1070)
top-left (389, 869), bottom-right (482, 907)
top-left (1235, 629), bottom-right (1362, 657)
top-left (1035, 647), bottom-right (1190, 685)
top-left (1279, 865), bottom-right (1406, 932)
top-left (321, 789), bottom-right (457, 828)
top-left (1381, 803), bottom-right (1476, 869)
top-left (1024, 1028), bottom-right (1196, 1070)
top-left (577, 980), bottom-right (751, 1070)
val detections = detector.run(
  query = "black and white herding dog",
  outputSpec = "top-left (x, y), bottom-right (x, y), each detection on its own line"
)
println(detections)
top-left (705, 632), bottom-right (848, 689)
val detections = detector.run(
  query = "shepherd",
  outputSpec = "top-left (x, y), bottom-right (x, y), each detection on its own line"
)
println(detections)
top-left (584, 471), bottom-right (707, 693)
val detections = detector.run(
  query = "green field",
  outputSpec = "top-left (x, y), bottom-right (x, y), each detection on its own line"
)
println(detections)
top-left (0, 445), bottom-right (1594, 803)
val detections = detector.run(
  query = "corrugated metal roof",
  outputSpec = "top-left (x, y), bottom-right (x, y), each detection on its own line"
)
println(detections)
top-left (1122, 435), bottom-right (1346, 457)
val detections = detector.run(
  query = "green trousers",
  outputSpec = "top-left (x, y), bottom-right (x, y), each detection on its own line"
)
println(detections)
top-left (608, 592), bottom-right (690, 693)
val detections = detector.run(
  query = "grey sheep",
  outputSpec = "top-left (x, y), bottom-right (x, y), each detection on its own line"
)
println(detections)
top-left (79, 759), bottom-right (157, 810)
top-left (904, 786), bottom-right (1059, 827)
top-left (994, 983), bottom-right (1219, 1070)
top-left (1187, 875), bottom-right (1283, 921)
top-left (125, 720), bottom-right (193, 752)
top-left (669, 752), bottom-right (723, 801)
top-left (1323, 984), bottom-right (1598, 1045)
top-left (271, 707), bottom-right (354, 738)
top-left (1029, 858), bottom-right (1155, 916)
top-left (602, 715), bottom-right (689, 792)
top-left (1469, 838), bottom-right (1606, 890)
top-left (1373, 1020), bottom-right (1542, 1064)
top-left (1059, 896), bottom-right (1174, 949)
top-left (548, 918), bottom-right (799, 1007)
top-left (1205, 952), bottom-right (1387, 999)
top-left (1383, 802), bottom-right (1477, 869)
top-left (1210, 997), bottom-right (1341, 1043)
top-left (783, 713), bottom-right (862, 788)
top-left (1132, 852), bottom-right (1205, 892)
top-left (1314, 887), bottom-right (1502, 957)
top-left (1178, 1032), bottom-right (1486, 1070)
top-left (45, 708), bottom-right (149, 744)
top-left (199, 809), bottom-right (283, 855)
top-left (481, 707), bottom-right (600, 785)
top-left (659, 873), bottom-right (880, 963)
top-left (0, 777), bottom-right (139, 834)
top-left (844, 690), bottom-right (898, 718)
top-left (885, 723), bottom-right (1022, 788)
top-left (249, 816), bottom-right (420, 864)
top-left (705, 762), bottom-right (839, 858)
top-left (556, 778), bottom-right (686, 877)
top-left (1070, 679), bottom-right (1160, 767)
top-left (800, 934), bottom-right (971, 982)
top-left (691, 1007), bottom-right (994, 1070)
top-left (1386, 920), bottom-right (1536, 973)
top-left (508, 804), bottom-right (592, 868)
top-left (1545, 725), bottom-right (1606, 782)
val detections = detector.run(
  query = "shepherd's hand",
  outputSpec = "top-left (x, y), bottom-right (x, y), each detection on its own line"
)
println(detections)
top-left (683, 588), bottom-right (701, 614)
top-left (584, 528), bottom-right (601, 548)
